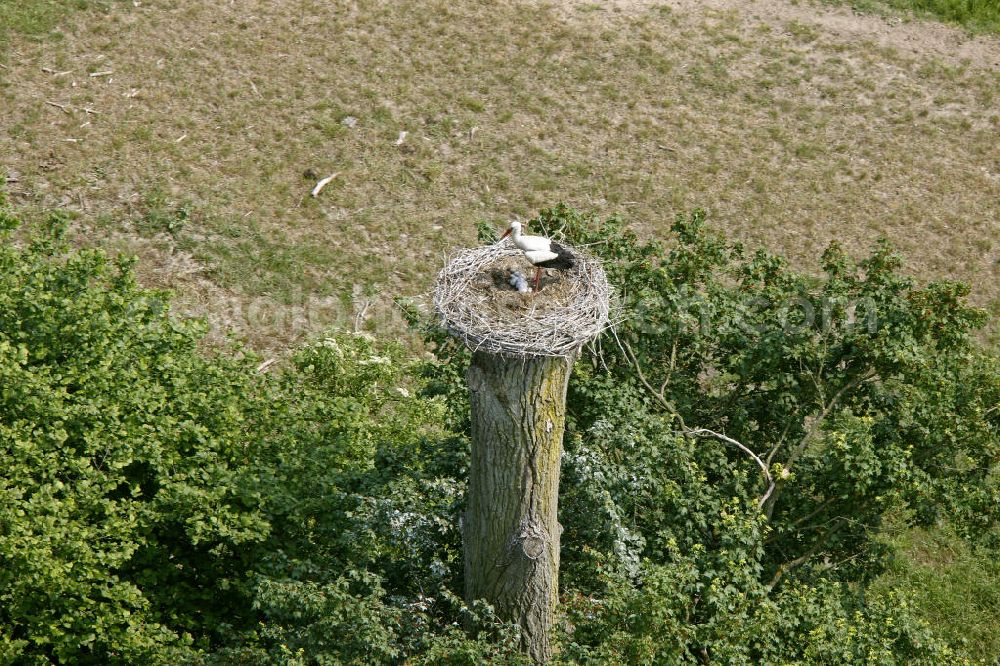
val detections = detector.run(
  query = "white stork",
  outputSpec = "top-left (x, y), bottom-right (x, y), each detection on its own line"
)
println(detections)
top-left (500, 220), bottom-right (576, 291)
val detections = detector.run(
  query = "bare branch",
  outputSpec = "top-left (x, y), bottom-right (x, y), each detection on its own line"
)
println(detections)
top-left (621, 339), bottom-right (686, 428)
top-left (765, 406), bottom-right (803, 466)
top-left (763, 372), bottom-right (876, 519)
top-left (353, 299), bottom-right (372, 332)
top-left (686, 428), bottom-right (775, 508)
top-left (310, 172), bottom-right (340, 197)
top-left (620, 343), bottom-right (775, 507)
top-left (785, 371), bottom-right (877, 472)
top-left (767, 518), bottom-right (845, 590)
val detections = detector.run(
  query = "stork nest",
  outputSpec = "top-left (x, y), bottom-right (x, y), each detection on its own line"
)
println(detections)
top-left (433, 243), bottom-right (612, 358)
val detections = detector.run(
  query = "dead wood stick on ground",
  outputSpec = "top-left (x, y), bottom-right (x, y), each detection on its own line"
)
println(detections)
top-left (83, 107), bottom-right (100, 115)
top-left (354, 299), bottom-right (372, 331)
top-left (310, 172), bottom-right (339, 197)
top-left (89, 70), bottom-right (114, 77)
top-left (45, 100), bottom-right (71, 113)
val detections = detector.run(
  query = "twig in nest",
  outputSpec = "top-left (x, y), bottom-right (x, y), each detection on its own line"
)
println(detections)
top-left (311, 172), bottom-right (339, 197)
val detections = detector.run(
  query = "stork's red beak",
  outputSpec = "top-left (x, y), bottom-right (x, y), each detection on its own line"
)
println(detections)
top-left (499, 228), bottom-right (512, 240)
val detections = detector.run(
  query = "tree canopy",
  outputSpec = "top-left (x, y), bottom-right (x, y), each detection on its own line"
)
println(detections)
top-left (1, 207), bottom-right (996, 663)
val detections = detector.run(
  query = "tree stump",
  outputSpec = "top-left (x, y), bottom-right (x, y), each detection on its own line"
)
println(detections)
top-left (464, 351), bottom-right (572, 663)
top-left (434, 241), bottom-right (610, 663)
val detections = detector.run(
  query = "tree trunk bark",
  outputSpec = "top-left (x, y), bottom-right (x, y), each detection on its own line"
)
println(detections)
top-left (464, 351), bottom-right (573, 664)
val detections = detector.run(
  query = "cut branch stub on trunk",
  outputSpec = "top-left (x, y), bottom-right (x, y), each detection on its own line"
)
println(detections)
top-left (434, 241), bottom-right (611, 663)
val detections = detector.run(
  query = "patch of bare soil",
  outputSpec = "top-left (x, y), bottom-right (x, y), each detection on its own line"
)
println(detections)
top-left (561, 0), bottom-right (1000, 69)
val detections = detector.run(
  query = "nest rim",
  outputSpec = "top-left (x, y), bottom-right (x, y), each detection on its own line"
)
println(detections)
top-left (433, 242), bottom-right (612, 358)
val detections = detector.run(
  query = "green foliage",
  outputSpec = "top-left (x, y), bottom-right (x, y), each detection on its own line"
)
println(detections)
top-left (1, 205), bottom-right (996, 662)
top-left (872, 523), bottom-right (1000, 660)
top-left (0, 214), bottom-right (522, 663)
top-left (0, 214), bottom-right (268, 662)
top-left (0, 0), bottom-right (121, 51)
top-left (522, 204), bottom-right (998, 661)
top-left (823, 0), bottom-right (1000, 34)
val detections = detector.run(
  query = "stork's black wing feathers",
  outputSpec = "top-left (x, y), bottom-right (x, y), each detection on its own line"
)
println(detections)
top-left (535, 242), bottom-right (576, 270)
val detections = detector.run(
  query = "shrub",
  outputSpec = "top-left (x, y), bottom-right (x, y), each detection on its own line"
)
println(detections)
top-left (1, 206), bottom-right (996, 662)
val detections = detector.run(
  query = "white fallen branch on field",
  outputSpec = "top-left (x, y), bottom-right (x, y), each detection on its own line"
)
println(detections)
top-left (395, 130), bottom-right (408, 145)
top-left (310, 172), bottom-right (339, 197)
top-left (244, 73), bottom-right (261, 98)
top-left (89, 70), bottom-right (114, 77)
top-left (353, 299), bottom-right (372, 332)
top-left (256, 358), bottom-right (277, 373)
top-left (45, 100), bottom-right (71, 113)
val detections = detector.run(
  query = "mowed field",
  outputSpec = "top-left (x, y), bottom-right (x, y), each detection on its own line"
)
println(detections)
top-left (1, 0), bottom-right (998, 352)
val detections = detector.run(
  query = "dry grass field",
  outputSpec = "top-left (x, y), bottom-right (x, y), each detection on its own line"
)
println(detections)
top-left (2, 0), bottom-right (999, 657)
top-left (1, 0), bottom-right (998, 353)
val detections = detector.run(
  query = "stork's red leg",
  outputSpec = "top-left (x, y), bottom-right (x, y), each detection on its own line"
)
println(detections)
top-left (534, 267), bottom-right (543, 291)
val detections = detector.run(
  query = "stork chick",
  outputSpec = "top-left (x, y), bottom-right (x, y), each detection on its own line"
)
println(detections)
top-left (499, 221), bottom-right (575, 291)
top-left (508, 270), bottom-right (530, 293)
